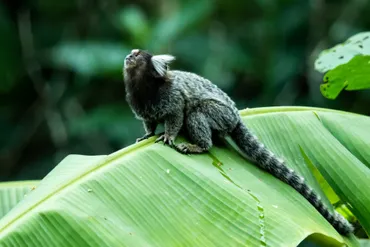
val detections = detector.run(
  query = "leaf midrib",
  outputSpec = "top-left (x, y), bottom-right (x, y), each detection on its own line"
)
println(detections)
top-left (0, 106), bottom-right (361, 235)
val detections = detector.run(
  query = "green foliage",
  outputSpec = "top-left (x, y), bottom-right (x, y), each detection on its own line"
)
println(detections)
top-left (149, 0), bottom-right (214, 51)
top-left (319, 56), bottom-right (370, 99)
top-left (315, 32), bottom-right (370, 99)
top-left (1, 0), bottom-right (370, 219)
top-left (50, 42), bottom-right (130, 77)
top-left (0, 107), bottom-right (368, 246)
top-left (359, 239), bottom-right (370, 247)
top-left (118, 6), bottom-right (150, 46)
top-left (0, 181), bottom-right (39, 218)
top-left (0, 5), bottom-right (21, 92)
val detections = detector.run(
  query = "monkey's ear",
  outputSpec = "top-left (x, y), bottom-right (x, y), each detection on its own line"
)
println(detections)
top-left (151, 55), bottom-right (175, 77)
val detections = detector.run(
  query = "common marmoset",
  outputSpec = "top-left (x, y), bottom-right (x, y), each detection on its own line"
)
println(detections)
top-left (123, 49), bottom-right (354, 235)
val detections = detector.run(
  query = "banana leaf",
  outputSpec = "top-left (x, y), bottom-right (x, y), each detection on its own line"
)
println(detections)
top-left (0, 106), bottom-right (368, 247)
top-left (0, 181), bottom-right (39, 219)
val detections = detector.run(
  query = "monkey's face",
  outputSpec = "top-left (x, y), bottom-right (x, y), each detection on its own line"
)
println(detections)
top-left (124, 49), bottom-right (151, 71)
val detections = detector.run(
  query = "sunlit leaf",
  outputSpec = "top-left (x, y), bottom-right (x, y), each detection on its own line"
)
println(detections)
top-left (0, 181), bottom-right (39, 219)
top-left (315, 32), bottom-right (370, 73)
top-left (319, 55), bottom-right (370, 99)
top-left (314, 32), bottom-right (370, 99)
top-left (0, 107), bottom-right (368, 246)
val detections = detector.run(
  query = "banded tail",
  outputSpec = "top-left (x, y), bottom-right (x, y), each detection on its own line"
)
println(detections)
top-left (230, 121), bottom-right (354, 235)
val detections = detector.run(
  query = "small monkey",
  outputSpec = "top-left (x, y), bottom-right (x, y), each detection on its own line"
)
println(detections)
top-left (123, 49), bottom-right (354, 235)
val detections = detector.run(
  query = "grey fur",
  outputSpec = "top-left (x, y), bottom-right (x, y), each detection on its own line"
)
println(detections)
top-left (123, 49), bottom-right (354, 235)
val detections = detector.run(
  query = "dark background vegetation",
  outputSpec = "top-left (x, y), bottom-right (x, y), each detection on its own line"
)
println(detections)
top-left (1, 0), bottom-right (369, 181)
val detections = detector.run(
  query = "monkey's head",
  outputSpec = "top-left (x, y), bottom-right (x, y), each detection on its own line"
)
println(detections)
top-left (124, 49), bottom-right (175, 78)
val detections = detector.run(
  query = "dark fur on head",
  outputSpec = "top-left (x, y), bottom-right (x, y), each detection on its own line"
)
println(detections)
top-left (123, 49), bottom-right (177, 121)
top-left (123, 49), bottom-right (173, 80)
top-left (124, 49), bottom-right (155, 78)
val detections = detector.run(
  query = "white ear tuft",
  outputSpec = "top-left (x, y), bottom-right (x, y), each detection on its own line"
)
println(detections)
top-left (151, 55), bottom-right (176, 77)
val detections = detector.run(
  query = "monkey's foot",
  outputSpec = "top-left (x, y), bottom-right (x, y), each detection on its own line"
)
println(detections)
top-left (136, 133), bottom-right (155, 143)
top-left (175, 143), bottom-right (206, 154)
top-left (155, 134), bottom-right (175, 147)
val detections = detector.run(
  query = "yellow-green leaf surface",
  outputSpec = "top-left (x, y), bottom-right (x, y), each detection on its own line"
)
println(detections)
top-left (0, 181), bottom-right (39, 219)
top-left (0, 107), bottom-right (368, 247)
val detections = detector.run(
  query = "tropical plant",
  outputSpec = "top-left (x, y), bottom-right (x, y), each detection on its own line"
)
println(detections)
top-left (0, 106), bottom-right (368, 247)
top-left (315, 32), bottom-right (370, 99)
top-left (0, 180), bottom-right (39, 219)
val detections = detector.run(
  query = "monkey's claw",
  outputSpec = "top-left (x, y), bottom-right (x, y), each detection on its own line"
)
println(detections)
top-left (136, 133), bottom-right (155, 143)
top-left (155, 134), bottom-right (175, 147)
top-left (175, 143), bottom-right (206, 154)
top-left (175, 143), bottom-right (189, 154)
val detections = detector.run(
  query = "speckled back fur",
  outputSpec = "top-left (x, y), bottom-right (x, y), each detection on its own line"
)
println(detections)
top-left (170, 70), bottom-right (238, 113)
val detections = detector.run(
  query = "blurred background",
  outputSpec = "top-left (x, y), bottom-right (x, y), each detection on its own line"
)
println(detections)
top-left (0, 0), bottom-right (369, 182)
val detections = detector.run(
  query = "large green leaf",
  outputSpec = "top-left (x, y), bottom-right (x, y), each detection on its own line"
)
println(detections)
top-left (0, 107), bottom-right (368, 247)
top-left (0, 181), bottom-right (39, 219)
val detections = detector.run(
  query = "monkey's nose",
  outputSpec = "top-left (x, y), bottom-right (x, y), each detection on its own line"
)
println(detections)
top-left (125, 54), bottom-right (133, 60)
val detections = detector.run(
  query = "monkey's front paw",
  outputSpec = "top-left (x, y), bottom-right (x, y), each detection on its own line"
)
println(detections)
top-left (136, 133), bottom-right (155, 143)
top-left (175, 143), bottom-right (206, 154)
top-left (175, 143), bottom-right (190, 154)
top-left (155, 134), bottom-right (175, 147)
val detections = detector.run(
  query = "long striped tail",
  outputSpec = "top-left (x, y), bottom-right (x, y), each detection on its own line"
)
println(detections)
top-left (230, 121), bottom-right (354, 235)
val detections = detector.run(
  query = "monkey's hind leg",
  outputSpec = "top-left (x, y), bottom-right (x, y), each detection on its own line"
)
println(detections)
top-left (175, 111), bottom-right (212, 154)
